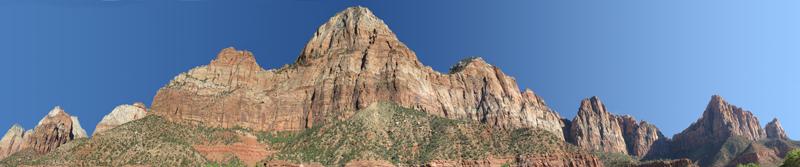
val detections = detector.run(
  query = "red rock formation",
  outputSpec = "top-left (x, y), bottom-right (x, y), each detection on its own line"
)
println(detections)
top-left (27, 106), bottom-right (87, 154)
top-left (151, 6), bottom-right (565, 138)
top-left (765, 118), bottom-right (788, 140)
top-left (0, 124), bottom-right (28, 159)
top-left (618, 115), bottom-right (670, 158)
top-left (569, 96), bottom-right (628, 154)
top-left (672, 95), bottom-right (766, 152)
top-left (568, 97), bottom-right (668, 157)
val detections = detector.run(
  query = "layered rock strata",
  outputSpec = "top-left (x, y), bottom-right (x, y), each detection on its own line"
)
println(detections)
top-left (151, 6), bottom-right (565, 138)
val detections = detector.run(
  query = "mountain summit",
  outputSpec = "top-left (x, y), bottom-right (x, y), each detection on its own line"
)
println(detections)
top-left (151, 6), bottom-right (566, 139)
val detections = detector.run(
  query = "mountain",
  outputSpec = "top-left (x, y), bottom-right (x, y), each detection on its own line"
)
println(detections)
top-left (0, 6), bottom-right (796, 167)
top-left (766, 118), bottom-right (788, 140)
top-left (0, 124), bottom-right (28, 159)
top-left (150, 6), bottom-right (565, 139)
top-left (673, 95), bottom-right (765, 151)
top-left (567, 96), bottom-right (669, 159)
top-left (568, 96), bottom-right (628, 154)
top-left (0, 106), bottom-right (87, 159)
top-left (93, 103), bottom-right (148, 136)
top-left (669, 95), bottom-right (797, 166)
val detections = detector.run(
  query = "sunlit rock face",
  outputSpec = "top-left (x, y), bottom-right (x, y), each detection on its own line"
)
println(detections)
top-left (93, 103), bottom-right (148, 136)
top-left (150, 6), bottom-right (565, 139)
top-left (672, 95), bottom-right (766, 153)
top-left (765, 118), bottom-right (788, 140)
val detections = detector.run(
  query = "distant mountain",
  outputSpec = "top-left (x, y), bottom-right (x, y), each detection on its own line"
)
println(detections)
top-left (0, 6), bottom-right (796, 167)
top-left (0, 106), bottom-right (87, 159)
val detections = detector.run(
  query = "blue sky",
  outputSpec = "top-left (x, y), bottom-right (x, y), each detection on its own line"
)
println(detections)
top-left (0, 0), bottom-right (798, 139)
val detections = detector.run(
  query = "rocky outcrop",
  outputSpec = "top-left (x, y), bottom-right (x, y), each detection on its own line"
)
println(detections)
top-left (569, 96), bottom-right (628, 154)
top-left (637, 159), bottom-right (697, 167)
top-left (568, 97), bottom-right (668, 157)
top-left (151, 6), bottom-right (565, 138)
top-left (93, 103), bottom-right (148, 136)
top-left (672, 95), bottom-right (766, 152)
top-left (765, 118), bottom-right (788, 140)
top-left (28, 106), bottom-right (87, 154)
top-left (0, 124), bottom-right (29, 159)
top-left (618, 115), bottom-right (670, 158)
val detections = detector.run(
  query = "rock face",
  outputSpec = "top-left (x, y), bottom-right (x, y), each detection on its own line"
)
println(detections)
top-left (569, 96), bottom-right (628, 154)
top-left (151, 6), bottom-right (565, 139)
top-left (28, 106), bottom-right (87, 154)
top-left (765, 118), bottom-right (788, 140)
top-left (672, 95), bottom-right (766, 152)
top-left (0, 124), bottom-right (28, 159)
top-left (568, 96), bottom-right (668, 157)
top-left (618, 115), bottom-right (670, 158)
top-left (93, 103), bottom-right (148, 136)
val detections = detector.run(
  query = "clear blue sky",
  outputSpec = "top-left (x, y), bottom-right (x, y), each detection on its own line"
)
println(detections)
top-left (1, 0), bottom-right (798, 139)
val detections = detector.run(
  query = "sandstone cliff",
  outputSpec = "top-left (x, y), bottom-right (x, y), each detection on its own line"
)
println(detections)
top-left (151, 6), bottom-right (565, 139)
top-left (0, 124), bottom-right (28, 159)
top-left (618, 115), bottom-right (670, 158)
top-left (765, 118), bottom-right (788, 140)
top-left (28, 106), bottom-right (88, 153)
top-left (93, 103), bottom-right (148, 136)
top-left (672, 95), bottom-right (766, 153)
top-left (569, 96), bottom-right (628, 154)
top-left (567, 97), bottom-right (668, 158)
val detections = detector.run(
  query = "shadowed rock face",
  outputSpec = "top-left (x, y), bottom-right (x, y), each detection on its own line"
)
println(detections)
top-left (618, 115), bottom-right (670, 158)
top-left (93, 103), bottom-right (148, 136)
top-left (150, 6), bottom-right (565, 139)
top-left (765, 118), bottom-right (788, 140)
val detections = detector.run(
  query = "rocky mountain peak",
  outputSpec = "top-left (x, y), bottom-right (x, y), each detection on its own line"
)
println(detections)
top-left (29, 106), bottom-right (87, 153)
top-left (296, 6), bottom-right (418, 67)
top-left (0, 124), bottom-right (28, 159)
top-left (765, 118), bottom-right (788, 139)
top-left (93, 103), bottom-right (149, 136)
top-left (569, 96), bottom-right (628, 154)
top-left (672, 95), bottom-right (766, 152)
top-left (151, 6), bottom-right (566, 139)
top-left (209, 47), bottom-right (261, 72)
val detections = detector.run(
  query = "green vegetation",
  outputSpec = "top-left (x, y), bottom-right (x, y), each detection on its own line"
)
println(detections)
top-left (737, 163), bottom-right (759, 167)
top-left (782, 149), bottom-right (800, 167)
top-left (593, 152), bottom-right (638, 167)
top-left (2, 103), bottom-right (583, 166)
top-left (0, 116), bottom-right (242, 166)
top-left (267, 102), bottom-right (567, 166)
top-left (204, 155), bottom-right (246, 167)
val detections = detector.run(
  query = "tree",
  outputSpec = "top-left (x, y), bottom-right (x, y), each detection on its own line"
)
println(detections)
top-left (782, 149), bottom-right (800, 167)
top-left (737, 163), bottom-right (758, 167)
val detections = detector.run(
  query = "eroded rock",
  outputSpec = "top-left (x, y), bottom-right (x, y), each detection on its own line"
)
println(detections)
top-left (93, 103), bottom-right (148, 136)
top-left (151, 6), bottom-right (565, 139)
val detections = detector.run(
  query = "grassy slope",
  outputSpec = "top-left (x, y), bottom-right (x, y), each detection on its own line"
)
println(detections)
top-left (266, 102), bottom-right (573, 166)
top-left (0, 116), bottom-right (244, 166)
